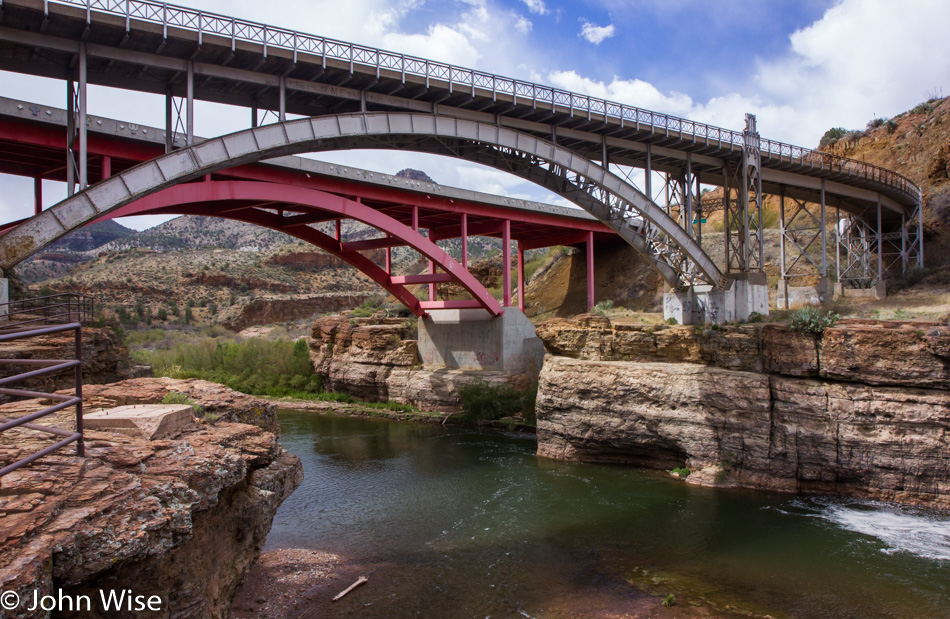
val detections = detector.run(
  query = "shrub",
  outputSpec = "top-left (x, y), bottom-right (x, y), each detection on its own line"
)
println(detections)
top-left (788, 306), bottom-right (839, 335)
top-left (671, 466), bottom-right (691, 479)
top-left (349, 297), bottom-right (384, 318)
top-left (665, 317), bottom-right (678, 325)
top-left (819, 127), bottom-right (849, 149)
top-left (157, 308), bottom-right (168, 321)
top-left (458, 379), bottom-right (525, 422)
top-left (662, 594), bottom-right (675, 607)
top-left (592, 300), bottom-right (614, 316)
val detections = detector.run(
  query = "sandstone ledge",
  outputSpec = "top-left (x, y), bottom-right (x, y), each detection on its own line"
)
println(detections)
top-left (536, 315), bottom-right (950, 388)
top-left (0, 382), bottom-right (300, 618)
top-left (536, 356), bottom-right (950, 506)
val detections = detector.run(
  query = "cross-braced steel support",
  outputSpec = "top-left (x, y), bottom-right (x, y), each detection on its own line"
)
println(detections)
top-left (901, 192), bottom-right (924, 272)
top-left (778, 186), bottom-right (826, 283)
top-left (837, 214), bottom-right (880, 288)
top-left (163, 63), bottom-right (195, 151)
top-left (65, 43), bottom-right (88, 195)
top-left (725, 113), bottom-right (764, 273)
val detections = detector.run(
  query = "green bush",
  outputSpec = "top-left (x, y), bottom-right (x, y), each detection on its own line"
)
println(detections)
top-left (137, 336), bottom-right (324, 398)
top-left (787, 306), bottom-right (839, 335)
top-left (458, 379), bottom-right (526, 422)
top-left (592, 300), bottom-right (614, 316)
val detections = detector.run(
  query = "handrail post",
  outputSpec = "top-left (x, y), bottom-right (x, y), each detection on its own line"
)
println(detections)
top-left (75, 323), bottom-right (84, 456)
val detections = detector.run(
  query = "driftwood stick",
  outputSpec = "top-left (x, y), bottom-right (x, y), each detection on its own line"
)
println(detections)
top-left (332, 576), bottom-right (368, 602)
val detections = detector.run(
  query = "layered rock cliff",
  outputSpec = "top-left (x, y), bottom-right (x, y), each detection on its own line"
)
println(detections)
top-left (536, 316), bottom-right (950, 506)
top-left (0, 380), bottom-right (298, 618)
top-left (309, 315), bottom-right (524, 411)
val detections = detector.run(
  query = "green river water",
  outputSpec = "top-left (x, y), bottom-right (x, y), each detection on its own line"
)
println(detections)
top-left (266, 411), bottom-right (950, 618)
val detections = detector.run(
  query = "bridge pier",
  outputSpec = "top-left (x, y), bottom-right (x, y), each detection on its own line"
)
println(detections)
top-left (417, 308), bottom-right (544, 380)
top-left (663, 273), bottom-right (769, 325)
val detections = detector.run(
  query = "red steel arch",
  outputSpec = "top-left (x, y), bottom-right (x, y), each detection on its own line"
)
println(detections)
top-left (102, 180), bottom-right (503, 316)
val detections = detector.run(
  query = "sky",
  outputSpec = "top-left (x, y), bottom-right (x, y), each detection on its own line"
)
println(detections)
top-left (1, 0), bottom-right (949, 229)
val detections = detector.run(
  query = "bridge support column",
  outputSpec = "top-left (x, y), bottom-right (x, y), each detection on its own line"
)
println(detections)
top-left (664, 273), bottom-right (768, 325)
top-left (34, 177), bottom-right (42, 216)
top-left (586, 231), bottom-right (595, 311)
top-left (417, 308), bottom-right (543, 380)
top-left (0, 278), bottom-right (8, 320)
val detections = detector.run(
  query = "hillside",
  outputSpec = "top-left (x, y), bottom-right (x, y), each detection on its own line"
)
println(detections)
top-left (821, 95), bottom-right (950, 263)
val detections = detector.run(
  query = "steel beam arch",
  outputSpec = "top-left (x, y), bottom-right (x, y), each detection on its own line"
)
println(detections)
top-left (97, 180), bottom-right (502, 316)
top-left (0, 112), bottom-right (722, 289)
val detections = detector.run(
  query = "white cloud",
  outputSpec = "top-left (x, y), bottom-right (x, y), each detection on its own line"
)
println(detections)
top-left (513, 14), bottom-right (533, 35)
top-left (522, 0), bottom-right (548, 16)
top-left (579, 19), bottom-right (615, 45)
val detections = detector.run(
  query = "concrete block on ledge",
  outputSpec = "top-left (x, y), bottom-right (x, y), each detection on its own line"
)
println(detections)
top-left (85, 404), bottom-right (195, 440)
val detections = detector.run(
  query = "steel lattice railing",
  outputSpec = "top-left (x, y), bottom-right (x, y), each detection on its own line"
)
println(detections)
top-left (43, 0), bottom-right (919, 202)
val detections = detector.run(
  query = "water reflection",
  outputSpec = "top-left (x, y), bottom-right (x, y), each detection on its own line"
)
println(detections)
top-left (270, 411), bottom-right (950, 618)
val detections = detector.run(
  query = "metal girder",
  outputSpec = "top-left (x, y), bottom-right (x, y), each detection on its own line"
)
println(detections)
top-left (83, 180), bottom-right (503, 316)
top-left (0, 113), bottom-right (722, 289)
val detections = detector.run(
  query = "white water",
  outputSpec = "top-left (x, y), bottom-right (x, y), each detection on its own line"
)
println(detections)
top-left (816, 500), bottom-right (950, 562)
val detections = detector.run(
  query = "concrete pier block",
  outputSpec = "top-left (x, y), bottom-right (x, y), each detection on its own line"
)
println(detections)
top-left (417, 307), bottom-right (543, 379)
top-left (663, 273), bottom-right (769, 325)
top-left (85, 404), bottom-right (195, 440)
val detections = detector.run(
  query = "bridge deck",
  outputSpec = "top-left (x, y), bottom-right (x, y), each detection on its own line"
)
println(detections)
top-left (0, 96), bottom-right (613, 249)
top-left (0, 0), bottom-right (919, 223)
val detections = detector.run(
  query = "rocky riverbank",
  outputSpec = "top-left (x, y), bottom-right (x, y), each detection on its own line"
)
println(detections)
top-left (309, 315), bottom-right (529, 412)
top-left (535, 315), bottom-right (950, 506)
top-left (0, 378), bottom-right (300, 618)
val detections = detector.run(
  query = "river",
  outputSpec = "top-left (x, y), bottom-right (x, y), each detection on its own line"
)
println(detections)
top-left (266, 410), bottom-right (950, 618)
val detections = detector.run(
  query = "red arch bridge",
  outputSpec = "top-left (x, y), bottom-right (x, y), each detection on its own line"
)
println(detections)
top-left (0, 0), bottom-right (924, 327)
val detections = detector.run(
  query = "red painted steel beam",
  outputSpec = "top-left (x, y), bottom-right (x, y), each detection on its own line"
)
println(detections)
top-left (518, 231), bottom-right (593, 252)
top-left (418, 300), bottom-right (484, 310)
top-left (429, 220), bottom-right (505, 242)
top-left (96, 180), bottom-right (503, 316)
top-left (340, 237), bottom-right (405, 251)
top-left (390, 273), bottom-right (454, 285)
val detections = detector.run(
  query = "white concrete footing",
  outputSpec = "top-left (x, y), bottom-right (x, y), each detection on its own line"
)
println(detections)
top-left (663, 273), bottom-right (769, 325)
top-left (833, 280), bottom-right (886, 301)
top-left (777, 277), bottom-right (831, 309)
top-left (85, 404), bottom-right (195, 440)
top-left (417, 307), bottom-right (544, 379)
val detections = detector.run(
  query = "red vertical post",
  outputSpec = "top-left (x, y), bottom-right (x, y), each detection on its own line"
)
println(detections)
top-left (517, 243), bottom-right (525, 312)
top-left (335, 219), bottom-right (341, 241)
top-left (428, 259), bottom-right (436, 301)
top-left (586, 231), bottom-right (595, 311)
top-left (385, 247), bottom-right (391, 275)
top-left (461, 213), bottom-right (468, 269)
top-left (34, 177), bottom-right (42, 215)
top-left (502, 219), bottom-right (511, 307)
top-left (412, 205), bottom-right (419, 231)
top-left (101, 155), bottom-right (111, 180)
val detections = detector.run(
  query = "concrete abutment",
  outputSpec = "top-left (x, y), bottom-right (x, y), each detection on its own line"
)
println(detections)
top-left (663, 273), bottom-right (769, 325)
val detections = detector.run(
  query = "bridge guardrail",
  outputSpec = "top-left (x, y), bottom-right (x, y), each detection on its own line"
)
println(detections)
top-left (0, 321), bottom-right (84, 477)
top-left (42, 0), bottom-right (919, 203)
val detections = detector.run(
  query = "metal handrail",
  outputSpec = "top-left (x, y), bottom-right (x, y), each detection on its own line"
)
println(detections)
top-left (0, 321), bottom-right (84, 477)
top-left (0, 293), bottom-right (95, 328)
top-left (43, 0), bottom-right (920, 202)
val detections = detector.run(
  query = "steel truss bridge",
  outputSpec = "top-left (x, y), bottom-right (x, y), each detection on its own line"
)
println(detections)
top-left (0, 0), bottom-right (925, 313)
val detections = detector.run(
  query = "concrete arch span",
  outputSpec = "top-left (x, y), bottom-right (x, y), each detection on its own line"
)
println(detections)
top-left (0, 112), bottom-right (722, 289)
top-left (103, 180), bottom-right (502, 316)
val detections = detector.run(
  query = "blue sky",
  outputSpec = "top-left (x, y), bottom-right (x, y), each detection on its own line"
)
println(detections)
top-left (1, 0), bottom-right (948, 228)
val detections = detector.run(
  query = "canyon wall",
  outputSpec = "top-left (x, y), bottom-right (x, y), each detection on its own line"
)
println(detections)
top-left (535, 316), bottom-right (950, 506)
